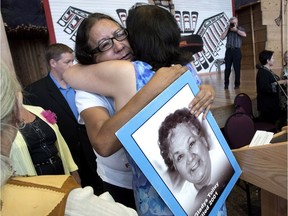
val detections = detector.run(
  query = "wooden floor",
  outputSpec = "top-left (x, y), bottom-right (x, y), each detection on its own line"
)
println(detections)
top-left (199, 69), bottom-right (257, 128)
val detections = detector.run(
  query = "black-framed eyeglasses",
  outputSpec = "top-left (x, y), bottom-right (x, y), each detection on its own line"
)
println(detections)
top-left (90, 29), bottom-right (128, 55)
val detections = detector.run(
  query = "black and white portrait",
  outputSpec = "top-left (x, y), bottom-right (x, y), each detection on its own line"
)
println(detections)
top-left (131, 84), bottom-right (234, 215)
top-left (116, 73), bottom-right (241, 216)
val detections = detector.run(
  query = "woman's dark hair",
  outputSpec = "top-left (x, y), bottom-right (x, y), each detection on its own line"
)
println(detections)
top-left (158, 108), bottom-right (203, 171)
top-left (75, 13), bottom-right (121, 65)
top-left (126, 5), bottom-right (193, 71)
top-left (259, 50), bottom-right (274, 65)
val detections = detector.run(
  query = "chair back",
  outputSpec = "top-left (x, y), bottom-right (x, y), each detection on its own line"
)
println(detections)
top-left (234, 93), bottom-right (277, 132)
top-left (224, 112), bottom-right (256, 149)
top-left (234, 93), bottom-right (254, 118)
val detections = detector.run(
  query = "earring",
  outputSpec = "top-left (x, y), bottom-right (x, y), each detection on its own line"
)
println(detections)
top-left (16, 120), bottom-right (26, 129)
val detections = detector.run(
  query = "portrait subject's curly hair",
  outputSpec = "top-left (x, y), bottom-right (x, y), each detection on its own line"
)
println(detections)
top-left (158, 108), bottom-right (203, 171)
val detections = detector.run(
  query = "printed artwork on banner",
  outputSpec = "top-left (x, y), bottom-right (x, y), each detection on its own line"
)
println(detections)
top-left (43, 0), bottom-right (233, 73)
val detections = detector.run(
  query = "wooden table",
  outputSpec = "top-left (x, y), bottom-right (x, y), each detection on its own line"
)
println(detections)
top-left (232, 142), bottom-right (287, 216)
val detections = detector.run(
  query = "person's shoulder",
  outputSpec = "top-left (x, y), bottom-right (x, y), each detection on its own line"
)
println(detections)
top-left (24, 105), bottom-right (55, 119)
top-left (133, 60), bottom-right (152, 68)
top-left (23, 77), bottom-right (53, 104)
top-left (256, 67), bottom-right (264, 73)
top-left (258, 68), bottom-right (270, 75)
top-left (76, 90), bottom-right (94, 97)
top-left (25, 76), bottom-right (49, 90)
top-left (76, 90), bottom-right (114, 113)
top-left (76, 90), bottom-right (111, 102)
top-left (23, 104), bottom-right (44, 111)
top-left (132, 60), bottom-right (154, 76)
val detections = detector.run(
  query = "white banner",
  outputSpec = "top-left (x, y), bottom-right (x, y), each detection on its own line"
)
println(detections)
top-left (43, 0), bottom-right (233, 73)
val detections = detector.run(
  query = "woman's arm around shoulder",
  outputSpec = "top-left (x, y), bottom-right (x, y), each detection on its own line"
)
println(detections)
top-left (63, 61), bottom-right (137, 110)
top-left (88, 65), bottom-right (189, 156)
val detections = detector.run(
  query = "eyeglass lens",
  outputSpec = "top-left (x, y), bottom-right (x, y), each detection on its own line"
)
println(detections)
top-left (91, 29), bottom-right (128, 54)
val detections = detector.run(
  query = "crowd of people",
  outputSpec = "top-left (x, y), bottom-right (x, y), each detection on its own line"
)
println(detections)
top-left (1, 3), bottom-right (221, 216)
top-left (1, 60), bottom-right (138, 216)
top-left (1, 2), bottom-right (287, 216)
top-left (23, 43), bottom-right (103, 194)
top-left (63, 4), bottom-right (223, 215)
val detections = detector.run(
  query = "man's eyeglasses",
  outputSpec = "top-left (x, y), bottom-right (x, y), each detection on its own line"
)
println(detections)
top-left (90, 29), bottom-right (128, 55)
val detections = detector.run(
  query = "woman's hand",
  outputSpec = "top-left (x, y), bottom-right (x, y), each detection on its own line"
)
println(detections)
top-left (278, 79), bottom-right (288, 85)
top-left (188, 84), bottom-right (215, 119)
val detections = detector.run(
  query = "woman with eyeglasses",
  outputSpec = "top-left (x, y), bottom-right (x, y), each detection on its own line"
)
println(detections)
top-left (64, 4), bottom-right (220, 216)
top-left (73, 13), bottom-right (136, 209)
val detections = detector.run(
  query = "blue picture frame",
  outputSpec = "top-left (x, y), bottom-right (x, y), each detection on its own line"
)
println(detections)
top-left (116, 71), bottom-right (242, 216)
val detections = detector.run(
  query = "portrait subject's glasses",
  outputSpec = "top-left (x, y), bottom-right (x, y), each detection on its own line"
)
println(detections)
top-left (90, 28), bottom-right (128, 55)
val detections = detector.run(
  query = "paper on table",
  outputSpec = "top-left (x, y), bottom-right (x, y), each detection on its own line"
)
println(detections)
top-left (249, 130), bottom-right (274, 147)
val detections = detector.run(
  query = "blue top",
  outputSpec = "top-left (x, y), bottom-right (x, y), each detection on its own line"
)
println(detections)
top-left (129, 60), bottom-right (227, 216)
top-left (50, 73), bottom-right (79, 120)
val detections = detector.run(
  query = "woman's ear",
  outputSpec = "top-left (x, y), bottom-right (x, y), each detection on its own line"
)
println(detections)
top-left (50, 59), bottom-right (57, 68)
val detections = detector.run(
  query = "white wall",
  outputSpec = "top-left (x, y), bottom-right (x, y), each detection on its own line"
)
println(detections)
top-left (44, 0), bottom-right (233, 73)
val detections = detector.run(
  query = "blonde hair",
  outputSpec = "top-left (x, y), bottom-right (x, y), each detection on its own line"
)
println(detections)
top-left (0, 63), bottom-right (22, 185)
top-left (0, 63), bottom-right (22, 155)
top-left (0, 63), bottom-right (22, 124)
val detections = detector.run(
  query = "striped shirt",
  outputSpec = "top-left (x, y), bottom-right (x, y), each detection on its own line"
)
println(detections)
top-left (226, 26), bottom-right (245, 48)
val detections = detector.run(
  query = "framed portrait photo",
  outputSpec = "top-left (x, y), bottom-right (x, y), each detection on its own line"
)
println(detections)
top-left (116, 71), bottom-right (242, 216)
